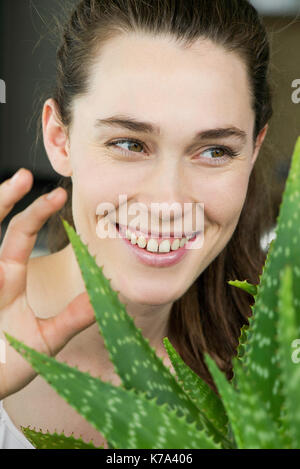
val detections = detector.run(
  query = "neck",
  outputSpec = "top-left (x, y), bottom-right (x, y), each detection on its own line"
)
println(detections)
top-left (119, 294), bottom-right (173, 351)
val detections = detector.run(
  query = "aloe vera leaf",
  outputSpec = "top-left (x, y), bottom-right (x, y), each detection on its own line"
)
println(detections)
top-left (205, 354), bottom-right (285, 449)
top-left (241, 136), bottom-right (300, 422)
top-left (163, 337), bottom-right (229, 437)
top-left (235, 324), bottom-right (249, 362)
top-left (277, 265), bottom-right (300, 448)
top-left (227, 280), bottom-right (255, 377)
top-left (61, 219), bottom-right (231, 449)
top-left (5, 333), bottom-right (220, 449)
top-left (233, 358), bottom-right (285, 449)
top-left (203, 354), bottom-right (241, 448)
top-left (231, 324), bottom-right (249, 388)
top-left (228, 280), bottom-right (257, 297)
top-left (21, 427), bottom-right (103, 449)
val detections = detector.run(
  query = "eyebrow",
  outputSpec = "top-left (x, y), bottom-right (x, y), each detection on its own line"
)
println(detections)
top-left (94, 114), bottom-right (247, 149)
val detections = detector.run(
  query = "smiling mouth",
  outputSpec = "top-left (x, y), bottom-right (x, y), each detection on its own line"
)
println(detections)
top-left (115, 223), bottom-right (198, 254)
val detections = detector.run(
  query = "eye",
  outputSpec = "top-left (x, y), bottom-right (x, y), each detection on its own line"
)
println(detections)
top-left (204, 148), bottom-right (226, 158)
top-left (106, 139), bottom-right (147, 157)
top-left (106, 139), bottom-right (241, 164)
top-left (198, 146), bottom-right (240, 165)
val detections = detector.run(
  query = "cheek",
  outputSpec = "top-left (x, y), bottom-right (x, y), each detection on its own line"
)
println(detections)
top-left (71, 155), bottom-right (131, 219)
top-left (199, 169), bottom-right (251, 228)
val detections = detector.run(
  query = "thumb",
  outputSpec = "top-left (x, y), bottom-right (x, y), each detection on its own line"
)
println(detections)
top-left (37, 292), bottom-right (97, 356)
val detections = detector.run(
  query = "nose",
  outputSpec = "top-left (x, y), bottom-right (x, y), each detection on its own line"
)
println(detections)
top-left (139, 158), bottom-right (186, 211)
top-left (133, 157), bottom-right (199, 235)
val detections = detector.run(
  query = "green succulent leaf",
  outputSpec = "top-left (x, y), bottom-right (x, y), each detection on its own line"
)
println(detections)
top-left (231, 324), bottom-right (250, 388)
top-left (235, 324), bottom-right (249, 362)
top-left (61, 219), bottom-right (230, 449)
top-left (241, 136), bottom-right (300, 423)
top-left (5, 333), bottom-right (220, 449)
top-left (277, 265), bottom-right (300, 448)
top-left (228, 280), bottom-right (257, 297)
top-left (203, 354), bottom-right (242, 448)
top-left (21, 427), bottom-right (103, 449)
top-left (163, 337), bottom-right (229, 438)
top-left (205, 354), bottom-right (285, 449)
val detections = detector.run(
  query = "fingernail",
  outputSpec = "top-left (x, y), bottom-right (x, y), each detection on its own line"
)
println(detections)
top-left (46, 188), bottom-right (60, 200)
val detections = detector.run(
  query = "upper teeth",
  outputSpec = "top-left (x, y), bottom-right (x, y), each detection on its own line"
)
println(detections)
top-left (125, 228), bottom-right (194, 253)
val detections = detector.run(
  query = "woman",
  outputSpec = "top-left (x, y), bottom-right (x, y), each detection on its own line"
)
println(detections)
top-left (0, 0), bottom-right (274, 449)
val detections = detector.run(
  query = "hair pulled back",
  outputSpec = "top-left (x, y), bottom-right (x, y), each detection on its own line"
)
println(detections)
top-left (42, 0), bottom-right (274, 392)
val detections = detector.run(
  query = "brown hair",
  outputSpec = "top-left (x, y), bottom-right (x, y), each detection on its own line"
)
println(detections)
top-left (36, 0), bottom-right (275, 393)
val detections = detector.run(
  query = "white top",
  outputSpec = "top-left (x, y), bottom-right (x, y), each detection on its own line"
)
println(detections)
top-left (0, 401), bottom-right (35, 449)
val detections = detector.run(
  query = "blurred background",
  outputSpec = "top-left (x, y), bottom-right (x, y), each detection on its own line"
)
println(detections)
top-left (0, 0), bottom-right (300, 257)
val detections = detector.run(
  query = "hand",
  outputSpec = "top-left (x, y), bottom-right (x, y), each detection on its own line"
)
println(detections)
top-left (0, 169), bottom-right (95, 399)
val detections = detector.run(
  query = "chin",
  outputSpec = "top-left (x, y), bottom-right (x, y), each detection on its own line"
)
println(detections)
top-left (118, 284), bottom-right (185, 307)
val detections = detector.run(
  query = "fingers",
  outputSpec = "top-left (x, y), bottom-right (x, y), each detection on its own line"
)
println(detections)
top-left (37, 292), bottom-right (96, 356)
top-left (0, 169), bottom-right (33, 235)
top-left (0, 178), bottom-right (67, 265)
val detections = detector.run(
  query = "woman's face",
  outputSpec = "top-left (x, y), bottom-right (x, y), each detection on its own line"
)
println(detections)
top-left (45, 34), bottom-right (267, 306)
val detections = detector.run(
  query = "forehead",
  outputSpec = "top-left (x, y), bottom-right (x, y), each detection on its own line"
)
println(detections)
top-left (82, 33), bottom-right (253, 132)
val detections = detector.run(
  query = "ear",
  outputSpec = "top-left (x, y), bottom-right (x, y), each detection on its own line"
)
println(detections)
top-left (251, 123), bottom-right (269, 167)
top-left (42, 98), bottom-right (73, 177)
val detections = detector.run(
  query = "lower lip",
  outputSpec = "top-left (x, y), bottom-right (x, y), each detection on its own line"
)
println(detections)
top-left (116, 224), bottom-right (199, 268)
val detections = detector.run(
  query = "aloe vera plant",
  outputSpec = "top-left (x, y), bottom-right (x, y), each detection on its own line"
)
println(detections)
top-left (4, 136), bottom-right (300, 449)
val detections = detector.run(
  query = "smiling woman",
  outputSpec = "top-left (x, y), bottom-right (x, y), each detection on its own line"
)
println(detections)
top-left (44, 0), bottom-right (274, 380)
top-left (0, 0), bottom-right (275, 449)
